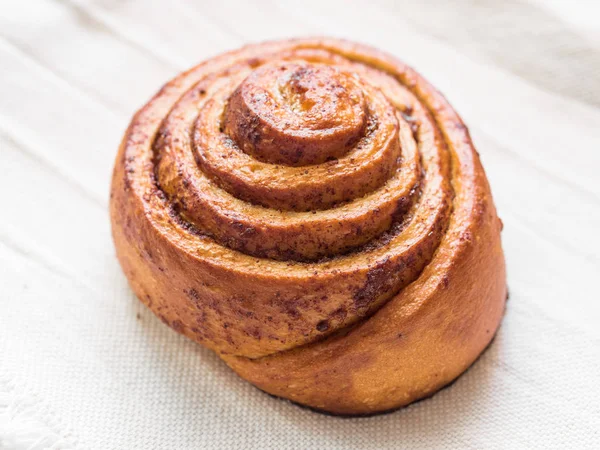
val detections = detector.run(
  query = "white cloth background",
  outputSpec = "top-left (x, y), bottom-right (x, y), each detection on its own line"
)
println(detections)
top-left (1, 0), bottom-right (599, 448)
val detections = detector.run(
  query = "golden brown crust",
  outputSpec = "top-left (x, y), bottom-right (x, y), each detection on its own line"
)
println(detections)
top-left (110, 37), bottom-right (506, 414)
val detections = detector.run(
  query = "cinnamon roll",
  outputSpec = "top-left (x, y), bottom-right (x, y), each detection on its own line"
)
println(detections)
top-left (110, 38), bottom-right (506, 415)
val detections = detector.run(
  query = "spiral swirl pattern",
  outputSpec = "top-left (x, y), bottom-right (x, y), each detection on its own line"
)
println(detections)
top-left (111, 38), bottom-right (506, 415)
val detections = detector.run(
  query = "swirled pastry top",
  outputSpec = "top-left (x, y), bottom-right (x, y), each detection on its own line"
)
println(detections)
top-left (112, 38), bottom-right (506, 414)
top-left (113, 38), bottom-right (498, 361)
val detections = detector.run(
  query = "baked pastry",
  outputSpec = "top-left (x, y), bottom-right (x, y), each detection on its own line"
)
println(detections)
top-left (110, 38), bottom-right (506, 415)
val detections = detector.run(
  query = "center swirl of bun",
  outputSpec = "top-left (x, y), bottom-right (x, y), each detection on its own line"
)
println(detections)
top-left (225, 63), bottom-right (368, 166)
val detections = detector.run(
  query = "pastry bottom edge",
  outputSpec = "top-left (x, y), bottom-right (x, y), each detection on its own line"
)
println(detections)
top-left (254, 293), bottom-right (508, 418)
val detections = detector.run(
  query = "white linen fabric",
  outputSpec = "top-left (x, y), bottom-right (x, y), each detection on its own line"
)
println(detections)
top-left (1, 0), bottom-right (599, 448)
